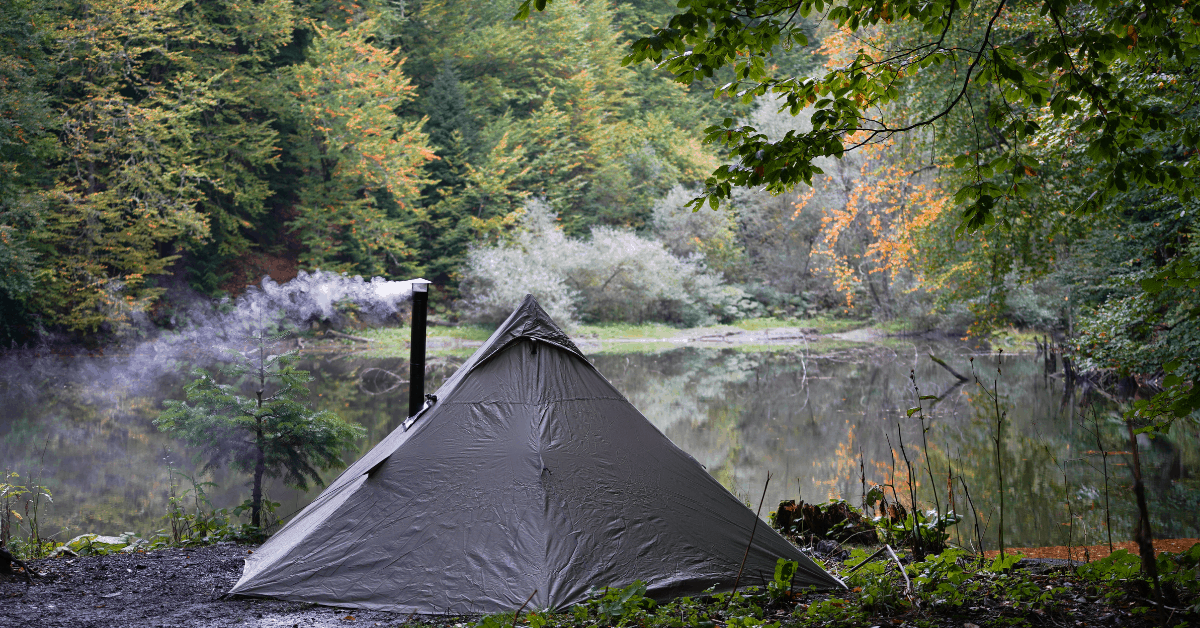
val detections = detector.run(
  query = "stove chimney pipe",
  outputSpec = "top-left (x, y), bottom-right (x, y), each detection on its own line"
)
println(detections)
top-left (409, 279), bottom-right (431, 418)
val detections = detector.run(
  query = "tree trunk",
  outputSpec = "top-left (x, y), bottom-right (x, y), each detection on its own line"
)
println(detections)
top-left (1125, 419), bottom-right (1161, 599)
top-left (252, 435), bottom-right (265, 529)
top-left (253, 343), bottom-right (266, 529)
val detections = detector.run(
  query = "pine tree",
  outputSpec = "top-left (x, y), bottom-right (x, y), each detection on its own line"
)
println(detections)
top-left (156, 329), bottom-right (364, 528)
top-left (422, 59), bottom-right (477, 188)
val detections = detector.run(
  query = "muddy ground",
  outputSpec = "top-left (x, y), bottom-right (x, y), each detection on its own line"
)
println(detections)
top-left (0, 543), bottom-right (1180, 628)
top-left (0, 544), bottom-right (458, 627)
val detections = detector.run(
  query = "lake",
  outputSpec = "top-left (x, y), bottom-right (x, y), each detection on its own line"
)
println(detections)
top-left (2, 335), bottom-right (1197, 552)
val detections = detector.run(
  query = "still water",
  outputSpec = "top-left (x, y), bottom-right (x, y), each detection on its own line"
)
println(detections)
top-left (2, 340), bottom-right (1197, 550)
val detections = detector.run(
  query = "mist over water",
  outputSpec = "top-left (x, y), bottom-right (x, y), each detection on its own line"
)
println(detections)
top-left (0, 271), bottom-right (424, 539)
top-left (1, 291), bottom-right (1198, 551)
top-left (2, 271), bottom-right (419, 397)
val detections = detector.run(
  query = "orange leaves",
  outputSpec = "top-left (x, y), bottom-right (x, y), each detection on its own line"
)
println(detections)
top-left (791, 187), bottom-right (817, 219)
top-left (807, 135), bottom-right (951, 309)
top-left (288, 19), bottom-right (432, 274)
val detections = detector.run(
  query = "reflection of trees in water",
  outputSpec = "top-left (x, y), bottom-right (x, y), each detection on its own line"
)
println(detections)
top-left (2, 347), bottom-right (1195, 547)
top-left (0, 351), bottom-right (462, 542)
top-left (598, 348), bottom-right (1200, 548)
top-left (0, 359), bottom-right (244, 543)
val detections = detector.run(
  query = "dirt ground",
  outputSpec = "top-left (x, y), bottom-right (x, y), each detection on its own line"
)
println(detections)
top-left (0, 544), bottom-right (455, 628)
top-left (983, 538), bottom-right (1200, 562)
top-left (1, 543), bottom-right (1184, 628)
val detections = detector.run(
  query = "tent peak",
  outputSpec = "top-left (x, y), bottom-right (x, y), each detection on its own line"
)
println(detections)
top-left (499, 294), bottom-right (581, 355)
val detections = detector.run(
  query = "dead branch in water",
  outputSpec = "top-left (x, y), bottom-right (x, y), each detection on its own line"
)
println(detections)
top-left (358, 368), bottom-right (408, 395)
top-left (929, 354), bottom-right (969, 381)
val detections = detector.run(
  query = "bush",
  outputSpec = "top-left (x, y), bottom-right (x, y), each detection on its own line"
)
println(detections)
top-left (651, 186), bottom-right (743, 276)
top-left (1003, 271), bottom-right (1065, 329)
top-left (459, 200), bottom-right (742, 326)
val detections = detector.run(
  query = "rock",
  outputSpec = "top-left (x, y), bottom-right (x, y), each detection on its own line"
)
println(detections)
top-left (65, 534), bottom-right (131, 555)
top-left (46, 546), bottom-right (78, 558)
top-left (814, 539), bottom-right (841, 556)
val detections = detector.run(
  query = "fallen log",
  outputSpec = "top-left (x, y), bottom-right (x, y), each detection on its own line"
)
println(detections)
top-left (929, 354), bottom-right (969, 381)
top-left (326, 330), bottom-right (372, 343)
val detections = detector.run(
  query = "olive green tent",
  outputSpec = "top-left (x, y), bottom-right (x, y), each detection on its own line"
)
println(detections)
top-left (230, 295), bottom-right (844, 612)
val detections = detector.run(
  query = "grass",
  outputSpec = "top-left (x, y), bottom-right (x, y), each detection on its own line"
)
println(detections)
top-left (427, 324), bottom-right (496, 341)
top-left (355, 324), bottom-right (493, 344)
top-left (573, 321), bottom-right (684, 340)
top-left (576, 316), bottom-right (871, 342)
top-left (312, 316), bottom-right (882, 358)
top-left (580, 340), bottom-right (687, 355)
top-left (733, 316), bottom-right (866, 334)
top-left (318, 325), bottom-right (496, 359)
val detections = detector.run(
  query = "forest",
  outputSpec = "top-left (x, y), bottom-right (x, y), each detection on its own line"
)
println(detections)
top-left (0, 0), bottom-right (1196, 412)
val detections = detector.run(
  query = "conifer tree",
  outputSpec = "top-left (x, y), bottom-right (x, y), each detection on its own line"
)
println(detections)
top-left (423, 59), bottom-right (477, 188)
top-left (156, 329), bottom-right (364, 528)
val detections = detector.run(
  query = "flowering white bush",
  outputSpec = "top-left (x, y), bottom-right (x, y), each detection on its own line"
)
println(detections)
top-left (459, 200), bottom-right (742, 326)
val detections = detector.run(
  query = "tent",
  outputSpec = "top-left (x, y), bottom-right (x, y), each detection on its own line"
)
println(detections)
top-left (229, 295), bottom-right (844, 613)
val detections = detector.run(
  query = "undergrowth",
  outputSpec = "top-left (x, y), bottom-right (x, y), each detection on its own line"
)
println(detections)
top-left (1, 468), bottom-right (273, 561)
top-left (468, 547), bottom-right (1200, 628)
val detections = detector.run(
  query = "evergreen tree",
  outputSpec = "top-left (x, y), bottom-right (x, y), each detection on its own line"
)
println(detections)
top-left (156, 329), bottom-right (364, 528)
top-left (423, 59), bottom-right (477, 187)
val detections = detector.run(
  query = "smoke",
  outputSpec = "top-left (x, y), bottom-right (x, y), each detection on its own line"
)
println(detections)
top-left (0, 271), bottom-right (424, 544)
top-left (253, 271), bottom-right (420, 326)
top-left (0, 271), bottom-right (423, 401)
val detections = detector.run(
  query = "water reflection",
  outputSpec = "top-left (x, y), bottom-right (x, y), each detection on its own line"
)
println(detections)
top-left (1, 343), bottom-right (1196, 550)
top-left (596, 346), bottom-right (1200, 550)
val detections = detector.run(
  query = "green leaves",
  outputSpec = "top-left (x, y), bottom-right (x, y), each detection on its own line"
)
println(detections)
top-left (288, 19), bottom-right (432, 276)
top-left (987, 551), bottom-right (1024, 573)
top-left (522, 0), bottom-right (1200, 234)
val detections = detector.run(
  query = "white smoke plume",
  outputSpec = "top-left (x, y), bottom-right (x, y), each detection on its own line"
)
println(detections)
top-left (0, 271), bottom-right (424, 401)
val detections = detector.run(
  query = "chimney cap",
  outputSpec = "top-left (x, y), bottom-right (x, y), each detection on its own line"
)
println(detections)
top-left (410, 278), bottom-right (431, 293)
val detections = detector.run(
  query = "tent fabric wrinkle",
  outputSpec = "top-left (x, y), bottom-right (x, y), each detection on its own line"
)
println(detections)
top-left (229, 294), bottom-right (845, 613)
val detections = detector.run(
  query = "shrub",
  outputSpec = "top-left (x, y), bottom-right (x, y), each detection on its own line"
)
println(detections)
top-left (459, 200), bottom-right (741, 326)
top-left (651, 186), bottom-right (743, 276)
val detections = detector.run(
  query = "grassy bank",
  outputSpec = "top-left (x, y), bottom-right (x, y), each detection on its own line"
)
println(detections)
top-left (332, 316), bottom-right (887, 358)
top-left (295, 316), bottom-right (1056, 359)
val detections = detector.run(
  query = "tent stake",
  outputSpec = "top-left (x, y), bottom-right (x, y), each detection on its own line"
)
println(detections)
top-left (727, 472), bottom-right (771, 611)
top-left (512, 588), bottom-right (537, 628)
